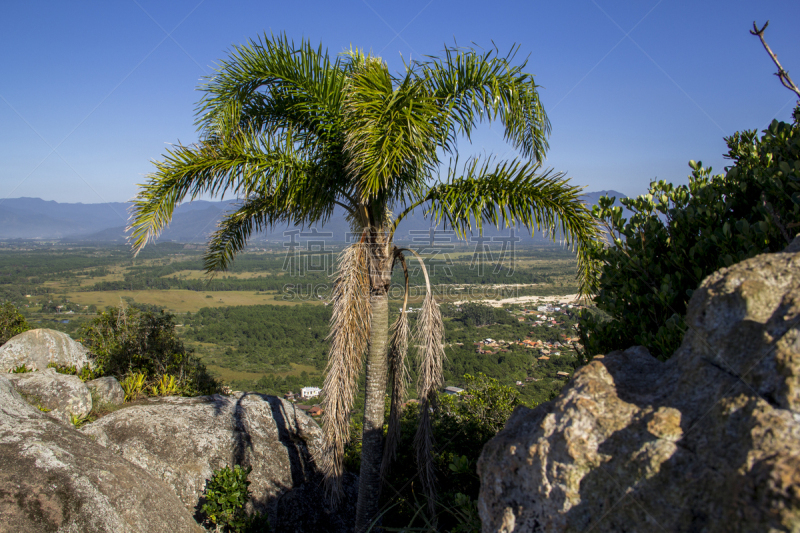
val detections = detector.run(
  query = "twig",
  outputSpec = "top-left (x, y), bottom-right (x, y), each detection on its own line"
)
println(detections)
top-left (750, 21), bottom-right (800, 98)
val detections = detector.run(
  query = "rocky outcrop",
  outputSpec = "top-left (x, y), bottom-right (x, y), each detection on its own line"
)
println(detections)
top-left (0, 328), bottom-right (92, 372)
top-left (478, 241), bottom-right (800, 532)
top-left (0, 374), bottom-right (204, 533)
top-left (7, 367), bottom-right (92, 424)
top-left (86, 376), bottom-right (125, 405)
top-left (81, 392), bottom-right (356, 532)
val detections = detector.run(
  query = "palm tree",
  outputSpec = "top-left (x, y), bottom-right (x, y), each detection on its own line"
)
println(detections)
top-left (129, 35), bottom-right (599, 532)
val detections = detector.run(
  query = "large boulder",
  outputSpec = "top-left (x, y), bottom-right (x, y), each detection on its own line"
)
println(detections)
top-left (7, 367), bottom-right (92, 424)
top-left (0, 375), bottom-right (204, 533)
top-left (81, 392), bottom-right (356, 532)
top-left (86, 376), bottom-right (125, 405)
top-left (478, 240), bottom-right (800, 532)
top-left (0, 328), bottom-right (92, 372)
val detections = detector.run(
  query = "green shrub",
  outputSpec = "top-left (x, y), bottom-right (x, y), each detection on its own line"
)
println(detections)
top-left (46, 362), bottom-right (101, 382)
top-left (0, 302), bottom-right (30, 346)
top-left (11, 364), bottom-right (32, 374)
top-left (47, 362), bottom-right (100, 381)
top-left (200, 465), bottom-right (270, 533)
top-left (79, 305), bottom-right (218, 396)
top-left (580, 108), bottom-right (800, 359)
top-left (47, 362), bottom-right (78, 375)
top-left (377, 373), bottom-right (520, 530)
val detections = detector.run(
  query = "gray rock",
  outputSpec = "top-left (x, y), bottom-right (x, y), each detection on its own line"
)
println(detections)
top-left (478, 244), bottom-right (800, 532)
top-left (86, 376), bottom-right (125, 405)
top-left (0, 374), bottom-right (204, 533)
top-left (81, 392), bottom-right (356, 533)
top-left (7, 368), bottom-right (92, 424)
top-left (0, 328), bottom-right (92, 372)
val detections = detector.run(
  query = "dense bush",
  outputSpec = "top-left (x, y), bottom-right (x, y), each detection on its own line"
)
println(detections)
top-left (79, 304), bottom-right (218, 395)
top-left (452, 302), bottom-right (516, 328)
top-left (0, 302), bottom-right (30, 345)
top-left (579, 107), bottom-right (800, 359)
top-left (185, 304), bottom-right (331, 373)
top-left (376, 374), bottom-right (521, 530)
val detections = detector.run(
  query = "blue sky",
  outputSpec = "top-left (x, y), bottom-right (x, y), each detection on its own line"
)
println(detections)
top-left (1, 0), bottom-right (798, 206)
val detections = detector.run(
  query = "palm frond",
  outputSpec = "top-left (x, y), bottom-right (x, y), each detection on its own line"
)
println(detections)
top-left (416, 44), bottom-right (550, 162)
top-left (343, 57), bottom-right (445, 200)
top-left (413, 290), bottom-right (445, 517)
top-left (127, 131), bottom-right (324, 254)
top-left (197, 33), bottom-right (347, 150)
top-left (321, 239), bottom-right (372, 502)
top-left (397, 248), bottom-right (445, 517)
top-left (381, 253), bottom-right (411, 479)
top-left (202, 184), bottom-right (339, 275)
top-left (416, 157), bottom-right (600, 297)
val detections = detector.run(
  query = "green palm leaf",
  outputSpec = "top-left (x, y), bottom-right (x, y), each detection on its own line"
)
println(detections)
top-left (398, 157), bottom-right (599, 296)
top-left (416, 44), bottom-right (551, 161)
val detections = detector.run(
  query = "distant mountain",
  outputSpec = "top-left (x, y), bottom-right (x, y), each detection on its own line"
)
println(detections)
top-left (0, 190), bottom-right (629, 243)
top-left (0, 198), bottom-right (130, 239)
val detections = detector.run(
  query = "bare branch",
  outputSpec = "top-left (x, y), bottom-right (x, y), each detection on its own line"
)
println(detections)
top-left (751, 21), bottom-right (800, 98)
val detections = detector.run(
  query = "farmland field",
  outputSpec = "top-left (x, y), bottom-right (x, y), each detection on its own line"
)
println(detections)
top-left (65, 289), bottom-right (312, 313)
top-left (0, 240), bottom-right (584, 404)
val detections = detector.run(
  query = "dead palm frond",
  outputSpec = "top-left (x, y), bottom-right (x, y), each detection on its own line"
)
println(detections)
top-left (381, 253), bottom-right (411, 479)
top-left (400, 248), bottom-right (445, 516)
top-left (413, 290), bottom-right (445, 515)
top-left (321, 239), bottom-right (372, 501)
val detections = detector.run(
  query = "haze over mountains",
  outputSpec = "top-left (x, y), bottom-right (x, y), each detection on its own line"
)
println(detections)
top-left (0, 190), bottom-right (629, 243)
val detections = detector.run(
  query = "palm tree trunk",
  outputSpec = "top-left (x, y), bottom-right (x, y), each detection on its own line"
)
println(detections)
top-left (355, 289), bottom-right (389, 532)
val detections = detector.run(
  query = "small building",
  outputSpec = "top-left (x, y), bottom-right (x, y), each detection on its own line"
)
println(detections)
top-left (538, 356), bottom-right (550, 361)
top-left (557, 371), bottom-right (570, 377)
top-left (443, 386), bottom-right (464, 395)
top-left (309, 405), bottom-right (323, 416)
top-left (301, 386), bottom-right (321, 399)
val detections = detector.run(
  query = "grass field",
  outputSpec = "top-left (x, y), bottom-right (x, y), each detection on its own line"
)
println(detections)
top-left (66, 289), bottom-right (324, 313)
top-left (204, 362), bottom-right (318, 382)
top-left (161, 270), bottom-right (280, 280)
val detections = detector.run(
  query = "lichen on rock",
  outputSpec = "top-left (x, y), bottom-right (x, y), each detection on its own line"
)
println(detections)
top-left (81, 391), bottom-right (357, 532)
top-left (478, 239), bottom-right (800, 532)
top-left (7, 367), bottom-right (92, 424)
top-left (0, 374), bottom-right (204, 533)
top-left (0, 328), bottom-right (92, 373)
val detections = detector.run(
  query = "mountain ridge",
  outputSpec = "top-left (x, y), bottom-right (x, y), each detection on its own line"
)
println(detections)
top-left (0, 191), bottom-right (630, 243)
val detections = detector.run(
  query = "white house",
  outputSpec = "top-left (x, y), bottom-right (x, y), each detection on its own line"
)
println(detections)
top-left (301, 386), bottom-right (321, 399)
